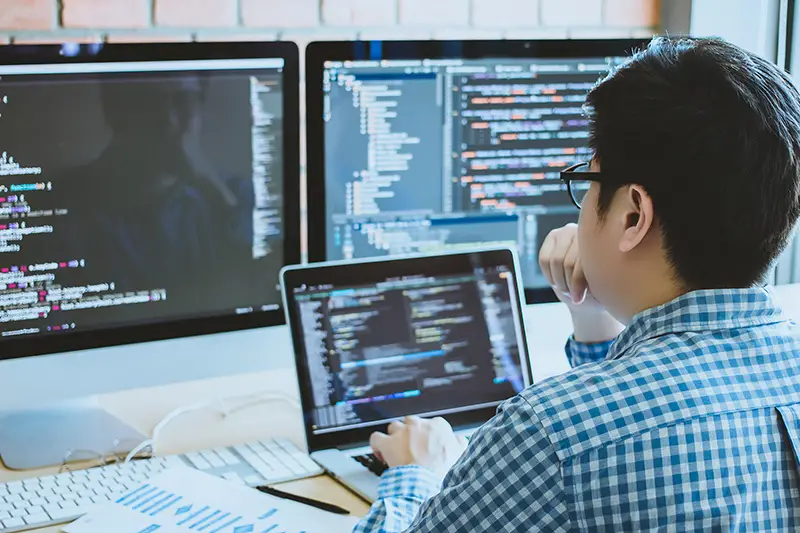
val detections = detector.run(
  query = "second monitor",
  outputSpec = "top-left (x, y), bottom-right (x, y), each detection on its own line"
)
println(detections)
top-left (306, 39), bottom-right (645, 302)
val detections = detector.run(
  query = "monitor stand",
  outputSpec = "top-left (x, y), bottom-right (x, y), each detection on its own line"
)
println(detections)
top-left (0, 398), bottom-right (146, 470)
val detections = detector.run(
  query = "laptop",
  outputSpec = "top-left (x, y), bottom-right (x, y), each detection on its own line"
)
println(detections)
top-left (281, 248), bottom-right (533, 501)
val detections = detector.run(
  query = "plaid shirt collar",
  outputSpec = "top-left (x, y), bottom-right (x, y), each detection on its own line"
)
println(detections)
top-left (608, 286), bottom-right (788, 360)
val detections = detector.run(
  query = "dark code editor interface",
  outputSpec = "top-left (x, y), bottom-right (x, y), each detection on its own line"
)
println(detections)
top-left (295, 264), bottom-right (527, 434)
top-left (323, 56), bottom-right (626, 289)
top-left (0, 59), bottom-right (286, 338)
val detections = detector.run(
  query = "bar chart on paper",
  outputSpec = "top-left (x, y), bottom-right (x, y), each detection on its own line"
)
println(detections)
top-left (63, 468), bottom-right (357, 533)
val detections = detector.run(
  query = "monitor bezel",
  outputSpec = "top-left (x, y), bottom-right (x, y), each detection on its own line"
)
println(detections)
top-left (305, 38), bottom-right (648, 304)
top-left (281, 247), bottom-right (532, 453)
top-left (0, 41), bottom-right (301, 361)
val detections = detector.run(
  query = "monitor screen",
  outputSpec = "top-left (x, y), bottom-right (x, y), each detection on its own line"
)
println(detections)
top-left (315, 49), bottom-right (630, 301)
top-left (284, 250), bottom-right (529, 437)
top-left (0, 47), bottom-right (299, 355)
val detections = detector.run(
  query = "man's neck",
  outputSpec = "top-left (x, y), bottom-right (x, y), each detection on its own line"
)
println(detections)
top-left (614, 277), bottom-right (687, 325)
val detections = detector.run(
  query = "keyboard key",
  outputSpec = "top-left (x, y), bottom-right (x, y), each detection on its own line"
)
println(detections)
top-left (245, 457), bottom-right (275, 480)
top-left (25, 505), bottom-right (44, 516)
top-left (48, 505), bottom-right (82, 521)
top-left (233, 444), bottom-right (251, 456)
top-left (53, 474), bottom-right (71, 486)
top-left (184, 452), bottom-right (212, 470)
top-left (273, 438), bottom-right (296, 450)
top-left (8, 508), bottom-right (27, 518)
top-left (266, 466), bottom-right (294, 481)
top-left (353, 453), bottom-right (388, 476)
top-left (26, 497), bottom-right (46, 508)
top-left (1, 517), bottom-right (24, 529)
top-left (215, 448), bottom-right (240, 466)
top-left (248, 442), bottom-right (267, 453)
top-left (296, 457), bottom-right (322, 473)
top-left (75, 497), bottom-right (94, 509)
top-left (45, 494), bottom-right (65, 504)
top-left (0, 511), bottom-right (9, 521)
top-left (162, 456), bottom-right (186, 470)
top-left (21, 481), bottom-right (40, 491)
top-left (44, 503), bottom-right (62, 515)
top-left (23, 512), bottom-right (50, 526)
top-left (200, 450), bottom-right (225, 469)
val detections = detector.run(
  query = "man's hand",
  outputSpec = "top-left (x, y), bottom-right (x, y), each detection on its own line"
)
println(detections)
top-left (539, 223), bottom-right (599, 309)
top-left (539, 223), bottom-right (623, 342)
top-left (369, 416), bottom-right (467, 477)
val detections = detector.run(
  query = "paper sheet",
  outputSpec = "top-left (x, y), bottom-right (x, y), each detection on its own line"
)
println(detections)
top-left (63, 467), bottom-right (358, 533)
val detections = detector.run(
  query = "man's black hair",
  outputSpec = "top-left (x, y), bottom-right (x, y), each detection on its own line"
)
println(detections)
top-left (585, 36), bottom-right (800, 289)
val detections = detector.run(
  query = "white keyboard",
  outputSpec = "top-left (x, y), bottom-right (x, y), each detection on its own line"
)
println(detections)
top-left (0, 438), bottom-right (322, 533)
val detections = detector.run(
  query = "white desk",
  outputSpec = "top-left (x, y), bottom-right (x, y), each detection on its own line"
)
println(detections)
top-left (3, 284), bottom-right (799, 532)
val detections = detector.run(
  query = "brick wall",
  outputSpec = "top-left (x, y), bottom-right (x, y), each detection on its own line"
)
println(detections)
top-left (0, 0), bottom-right (661, 44)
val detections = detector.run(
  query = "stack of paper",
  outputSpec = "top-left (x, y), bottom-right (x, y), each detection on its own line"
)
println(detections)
top-left (63, 467), bottom-right (358, 533)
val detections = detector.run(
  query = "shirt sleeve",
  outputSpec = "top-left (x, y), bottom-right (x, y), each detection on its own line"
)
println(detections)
top-left (565, 335), bottom-right (614, 367)
top-left (352, 466), bottom-right (442, 533)
top-left (351, 394), bottom-right (570, 533)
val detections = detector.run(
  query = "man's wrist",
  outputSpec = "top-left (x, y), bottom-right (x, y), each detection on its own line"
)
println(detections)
top-left (377, 465), bottom-right (443, 501)
top-left (570, 309), bottom-right (623, 344)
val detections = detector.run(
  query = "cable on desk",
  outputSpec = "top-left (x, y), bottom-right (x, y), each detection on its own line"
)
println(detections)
top-left (124, 390), bottom-right (300, 463)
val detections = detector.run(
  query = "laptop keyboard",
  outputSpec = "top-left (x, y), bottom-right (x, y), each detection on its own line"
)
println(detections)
top-left (353, 453), bottom-right (388, 476)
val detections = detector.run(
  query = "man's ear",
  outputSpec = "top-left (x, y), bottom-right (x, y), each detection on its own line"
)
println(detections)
top-left (618, 184), bottom-right (655, 253)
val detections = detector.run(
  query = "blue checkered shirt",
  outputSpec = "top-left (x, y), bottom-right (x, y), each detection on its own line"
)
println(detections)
top-left (353, 288), bottom-right (800, 532)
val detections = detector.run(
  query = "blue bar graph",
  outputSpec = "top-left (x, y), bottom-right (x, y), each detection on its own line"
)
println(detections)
top-left (258, 509), bottom-right (277, 520)
top-left (124, 487), bottom-right (160, 507)
top-left (177, 505), bottom-right (210, 526)
top-left (141, 493), bottom-right (175, 514)
top-left (175, 504), bottom-right (194, 516)
top-left (150, 496), bottom-right (183, 517)
top-left (190, 510), bottom-right (221, 529)
top-left (208, 516), bottom-right (242, 533)
top-left (133, 490), bottom-right (167, 511)
top-left (117, 484), bottom-right (151, 504)
top-left (198, 512), bottom-right (230, 531)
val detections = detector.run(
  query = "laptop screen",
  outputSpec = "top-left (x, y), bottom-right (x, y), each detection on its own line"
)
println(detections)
top-left (283, 249), bottom-right (531, 445)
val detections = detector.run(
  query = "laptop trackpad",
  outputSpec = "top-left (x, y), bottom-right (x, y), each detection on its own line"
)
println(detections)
top-left (313, 449), bottom-right (381, 501)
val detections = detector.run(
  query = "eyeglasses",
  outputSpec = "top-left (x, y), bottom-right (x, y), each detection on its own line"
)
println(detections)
top-left (560, 161), bottom-right (598, 209)
top-left (560, 161), bottom-right (629, 210)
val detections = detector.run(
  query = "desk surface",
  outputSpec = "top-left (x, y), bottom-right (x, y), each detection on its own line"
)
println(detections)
top-left (5, 284), bottom-right (800, 532)
top-left (6, 367), bottom-right (371, 532)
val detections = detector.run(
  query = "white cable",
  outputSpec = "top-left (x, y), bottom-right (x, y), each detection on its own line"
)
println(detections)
top-left (124, 390), bottom-right (300, 463)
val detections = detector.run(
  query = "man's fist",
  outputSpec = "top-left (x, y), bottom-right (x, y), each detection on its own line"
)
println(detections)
top-left (369, 416), bottom-right (467, 477)
top-left (539, 223), bottom-right (598, 308)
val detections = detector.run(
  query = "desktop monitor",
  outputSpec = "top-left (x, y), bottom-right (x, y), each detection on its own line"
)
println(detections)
top-left (306, 39), bottom-right (645, 303)
top-left (0, 42), bottom-right (300, 468)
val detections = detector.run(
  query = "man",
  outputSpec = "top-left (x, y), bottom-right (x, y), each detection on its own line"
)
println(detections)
top-left (56, 76), bottom-right (262, 320)
top-left (353, 37), bottom-right (800, 532)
